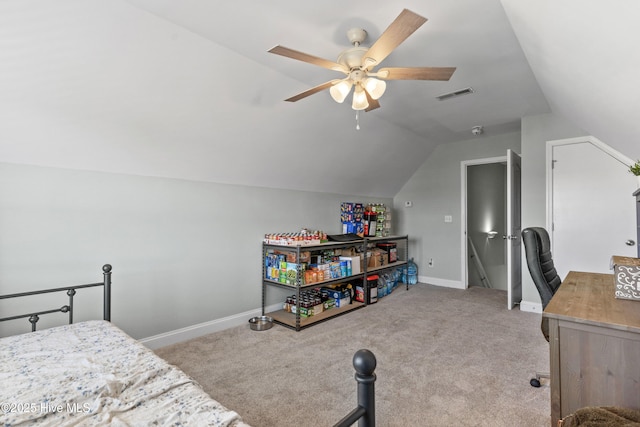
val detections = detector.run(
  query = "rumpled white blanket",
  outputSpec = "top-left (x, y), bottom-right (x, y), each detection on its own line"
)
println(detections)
top-left (0, 320), bottom-right (250, 427)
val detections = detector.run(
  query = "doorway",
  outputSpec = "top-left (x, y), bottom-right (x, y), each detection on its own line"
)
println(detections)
top-left (461, 151), bottom-right (522, 309)
top-left (467, 162), bottom-right (507, 290)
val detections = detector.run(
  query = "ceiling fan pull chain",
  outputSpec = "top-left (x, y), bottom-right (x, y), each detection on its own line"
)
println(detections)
top-left (356, 110), bottom-right (360, 130)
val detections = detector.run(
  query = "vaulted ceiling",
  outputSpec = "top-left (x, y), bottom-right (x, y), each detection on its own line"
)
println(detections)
top-left (0, 1), bottom-right (638, 197)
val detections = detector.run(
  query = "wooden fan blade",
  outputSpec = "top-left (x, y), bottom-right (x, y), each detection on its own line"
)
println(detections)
top-left (364, 89), bottom-right (380, 112)
top-left (378, 67), bottom-right (456, 81)
top-left (362, 9), bottom-right (427, 70)
top-left (268, 45), bottom-right (348, 73)
top-left (284, 81), bottom-right (335, 102)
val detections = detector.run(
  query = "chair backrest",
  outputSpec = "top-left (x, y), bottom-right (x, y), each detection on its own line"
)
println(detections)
top-left (522, 227), bottom-right (562, 309)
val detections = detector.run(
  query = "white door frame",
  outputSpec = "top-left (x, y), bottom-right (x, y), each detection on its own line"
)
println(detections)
top-left (545, 135), bottom-right (634, 239)
top-left (460, 155), bottom-right (507, 289)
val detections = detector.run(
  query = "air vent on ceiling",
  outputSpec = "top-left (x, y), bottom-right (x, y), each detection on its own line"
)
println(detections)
top-left (436, 87), bottom-right (474, 101)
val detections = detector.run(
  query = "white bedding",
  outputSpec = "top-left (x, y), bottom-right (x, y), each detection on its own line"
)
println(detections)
top-left (0, 320), bottom-right (250, 427)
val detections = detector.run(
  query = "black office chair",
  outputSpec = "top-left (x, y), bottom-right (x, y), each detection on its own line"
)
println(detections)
top-left (522, 227), bottom-right (562, 388)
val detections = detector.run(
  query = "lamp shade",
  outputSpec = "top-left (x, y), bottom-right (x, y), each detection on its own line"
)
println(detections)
top-left (363, 77), bottom-right (386, 100)
top-left (330, 80), bottom-right (353, 103)
top-left (351, 84), bottom-right (369, 110)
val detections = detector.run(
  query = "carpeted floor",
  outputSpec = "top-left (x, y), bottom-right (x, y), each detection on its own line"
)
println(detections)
top-left (155, 283), bottom-right (551, 426)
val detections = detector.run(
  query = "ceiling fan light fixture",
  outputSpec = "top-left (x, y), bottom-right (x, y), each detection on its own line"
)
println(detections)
top-left (352, 84), bottom-right (369, 110)
top-left (329, 80), bottom-right (353, 103)
top-left (363, 77), bottom-right (386, 100)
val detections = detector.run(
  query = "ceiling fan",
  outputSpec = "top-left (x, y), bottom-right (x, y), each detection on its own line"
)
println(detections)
top-left (268, 9), bottom-right (456, 112)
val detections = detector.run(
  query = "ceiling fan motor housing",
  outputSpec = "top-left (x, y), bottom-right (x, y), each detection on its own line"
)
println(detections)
top-left (346, 28), bottom-right (367, 45)
top-left (337, 47), bottom-right (368, 71)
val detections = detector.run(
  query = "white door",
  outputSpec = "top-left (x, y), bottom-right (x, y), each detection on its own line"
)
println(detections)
top-left (551, 141), bottom-right (637, 280)
top-left (507, 149), bottom-right (522, 309)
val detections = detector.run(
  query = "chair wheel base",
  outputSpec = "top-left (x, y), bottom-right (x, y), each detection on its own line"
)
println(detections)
top-left (530, 378), bottom-right (541, 388)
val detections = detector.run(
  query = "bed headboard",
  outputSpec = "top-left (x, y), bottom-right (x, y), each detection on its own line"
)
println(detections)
top-left (0, 264), bottom-right (112, 332)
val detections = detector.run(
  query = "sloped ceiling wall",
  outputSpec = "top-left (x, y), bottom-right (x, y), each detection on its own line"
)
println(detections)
top-left (0, 1), bottom-right (434, 197)
top-left (0, 0), bottom-right (553, 198)
top-left (1, 0), bottom-right (637, 198)
top-left (501, 0), bottom-right (640, 160)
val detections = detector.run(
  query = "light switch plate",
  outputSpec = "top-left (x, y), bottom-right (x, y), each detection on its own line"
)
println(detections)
top-left (404, 201), bottom-right (413, 208)
top-left (444, 215), bottom-right (452, 223)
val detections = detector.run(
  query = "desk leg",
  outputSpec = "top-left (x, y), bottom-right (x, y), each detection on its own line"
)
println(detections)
top-left (548, 317), bottom-right (561, 426)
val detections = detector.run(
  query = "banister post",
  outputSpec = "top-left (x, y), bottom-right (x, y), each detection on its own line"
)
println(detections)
top-left (353, 349), bottom-right (377, 427)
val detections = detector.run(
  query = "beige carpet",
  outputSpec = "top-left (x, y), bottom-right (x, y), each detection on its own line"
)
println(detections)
top-left (155, 283), bottom-right (551, 427)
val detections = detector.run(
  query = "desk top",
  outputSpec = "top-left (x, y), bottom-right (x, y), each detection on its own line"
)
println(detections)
top-left (544, 270), bottom-right (640, 333)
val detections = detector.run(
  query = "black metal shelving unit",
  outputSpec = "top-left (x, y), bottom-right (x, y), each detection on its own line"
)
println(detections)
top-left (262, 235), bottom-right (408, 331)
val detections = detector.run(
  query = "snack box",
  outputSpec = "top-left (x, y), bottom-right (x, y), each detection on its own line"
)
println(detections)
top-left (339, 256), bottom-right (361, 275)
top-left (321, 287), bottom-right (350, 301)
top-left (334, 295), bottom-right (351, 308)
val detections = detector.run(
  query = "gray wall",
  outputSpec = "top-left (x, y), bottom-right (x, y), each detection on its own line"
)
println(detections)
top-left (393, 131), bottom-right (521, 287)
top-left (0, 111), bottom-right (600, 340)
top-left (392, 112), bottom-right (588, 307)
top-left (0, 162), bottom-right (390, 339)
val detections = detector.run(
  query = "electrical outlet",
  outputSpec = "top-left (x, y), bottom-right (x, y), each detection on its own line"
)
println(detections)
top-left (444, 215), bottom-right (452, 223)
top-left (428, 258), bottom-right (434, 267)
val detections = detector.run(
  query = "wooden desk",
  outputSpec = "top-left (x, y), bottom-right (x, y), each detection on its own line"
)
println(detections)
top-left (544, 271), bottom-right (640, 426)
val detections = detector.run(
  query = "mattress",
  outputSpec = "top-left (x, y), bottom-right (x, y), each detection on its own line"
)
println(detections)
top-left (0, 320), bottom-right (250, 426)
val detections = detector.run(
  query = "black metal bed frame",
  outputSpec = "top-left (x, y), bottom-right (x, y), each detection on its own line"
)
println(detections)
top-left (0, 264), bottom-right (377, 425)
top-left (0, 264), bottom-right (112, 332)
top-left (334, 349), bottom-right (377, 427)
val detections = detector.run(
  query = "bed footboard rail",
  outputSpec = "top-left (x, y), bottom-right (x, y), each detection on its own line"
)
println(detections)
top-left (0, 264), bottom-right (112, 331)
top-left (333, 349), bottom-right (377, 427)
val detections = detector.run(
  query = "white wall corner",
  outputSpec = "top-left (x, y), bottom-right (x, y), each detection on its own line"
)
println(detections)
top-left (420, 276), bottom-right (464, 289)
top-left (519, 300), bottom-right (542, 314)
top-left (140, 303), bottom-right (282, 350)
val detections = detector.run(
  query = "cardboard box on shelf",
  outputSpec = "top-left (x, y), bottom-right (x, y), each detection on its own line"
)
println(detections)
top-left (341, 247), bottom-right (357, 256)
top-left (285, 263), bottom-right (299, 285)
top-left (367, 249), bottom-right (388, 268)
top-left (300, 251), bottom-right (311, 263)
top-left (334, 295), bottom-right (351, 308)
top-left (339, 256), bottom-right (361, 275)
top-left (322, 287), bottom-right (350, 301)
top-left (377, 243), bottom-right (397, 263)
top-left (324, 298), bottom-right (336, 310)
top-left (312, 303), bottom-right (324, 316)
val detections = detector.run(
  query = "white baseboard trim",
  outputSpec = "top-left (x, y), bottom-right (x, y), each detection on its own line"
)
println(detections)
top-left (420, 275), bottom-right (464, 289)
top-left (519, 300), bottom-right (542, 314)
top-left (140, 303), bottom-right (282, 350)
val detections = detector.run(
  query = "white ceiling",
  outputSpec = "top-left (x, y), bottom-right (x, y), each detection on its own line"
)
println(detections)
top-left (0, 1), bottom-right (638, 197)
